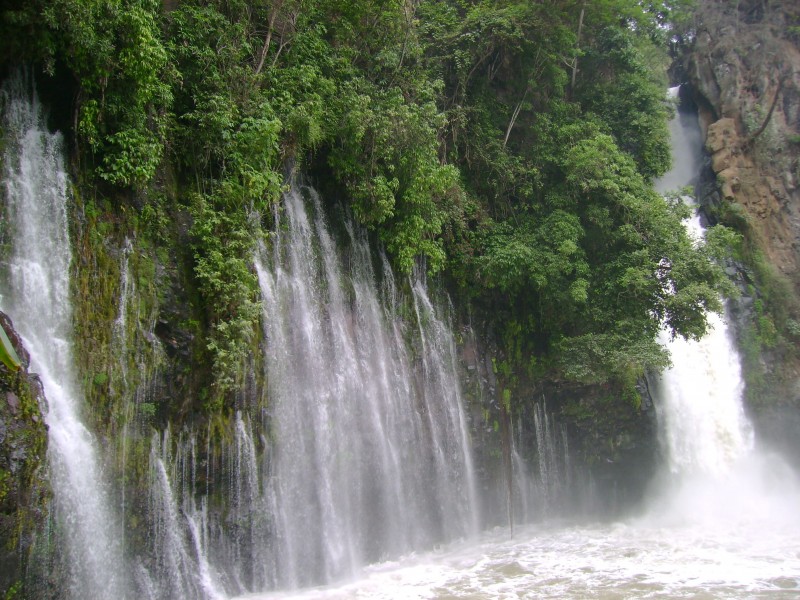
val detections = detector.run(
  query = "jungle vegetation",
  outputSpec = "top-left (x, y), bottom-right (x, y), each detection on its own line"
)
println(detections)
top-left (0, 0), bottom-right (735, 406)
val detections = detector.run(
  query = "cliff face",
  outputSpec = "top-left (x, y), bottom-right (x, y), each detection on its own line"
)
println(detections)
top-left (683, 0), bottom-right (800, 412)
top-left (686, 0), bottom-right (800, 285)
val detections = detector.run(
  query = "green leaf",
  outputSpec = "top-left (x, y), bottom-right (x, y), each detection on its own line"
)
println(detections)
top-left (0, 324), bottom-right (21, 372)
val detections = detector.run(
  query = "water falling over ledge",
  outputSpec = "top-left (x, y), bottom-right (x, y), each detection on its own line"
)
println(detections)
top-left (5, 73), bottom-right (798, 599)
top-left (645, 85), bottom-right (797, 530)
top-left (230, 85), bottom-right (800, 600)
top-left (1, 72), bottom-right (127, 598)
top-left (256, 183), bottom-right (481, 589)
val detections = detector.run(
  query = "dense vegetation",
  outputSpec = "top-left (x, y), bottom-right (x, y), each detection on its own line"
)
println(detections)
top-left (1, 0), bottom-right (735, 407)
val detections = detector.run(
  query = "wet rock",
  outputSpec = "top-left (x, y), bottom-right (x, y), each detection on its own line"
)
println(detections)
top-left (6, 393), bottom-right (19, 415)
top-left (0, 313), bottom-right (49, 597)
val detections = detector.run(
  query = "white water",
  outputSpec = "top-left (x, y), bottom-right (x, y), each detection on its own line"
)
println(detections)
top-left (1, 74), bottom-right (127, 597)
top-left (256, 185), bottom-right (480, 589)
top-left (232, 86), bottom-right (800, 600)
top-left (652, 87), bottom-right (755, 478)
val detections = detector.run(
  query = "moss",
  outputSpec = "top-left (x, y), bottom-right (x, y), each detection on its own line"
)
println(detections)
top-left (0, 344), bottom-right (50, 597)
top-left (0, 469), bottom-right (8, 506)
top-left (3, 581), bottom-right (21, 600)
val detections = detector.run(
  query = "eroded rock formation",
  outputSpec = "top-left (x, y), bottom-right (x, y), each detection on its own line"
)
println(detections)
top-left (685, 0), bottom-right (800, 286)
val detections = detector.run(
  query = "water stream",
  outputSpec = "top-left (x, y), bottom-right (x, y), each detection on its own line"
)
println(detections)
top-left (1, 74), bottom-right (127, 597)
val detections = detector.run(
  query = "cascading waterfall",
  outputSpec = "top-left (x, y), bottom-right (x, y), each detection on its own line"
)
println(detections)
top-left (146, 429), bottom-right (225, 600)
top-left (655, 305), bottom-right (754, 476)
top-left (4, 72), bottom-right (799, 600)
top-left (510, 401), bottom-right (573, 523)
top-left (652, 87), bottom-right (754, 478)
top-left (256, 184), bottom-right (480, 589)
top-left (224, 85), bottom-right (800, 600)
top-left (0, 74), bottom-right (127, 597)
top-left (649, 86), bottom-right (788, 526)
top-left (138, 182), bottom-right (489, 599)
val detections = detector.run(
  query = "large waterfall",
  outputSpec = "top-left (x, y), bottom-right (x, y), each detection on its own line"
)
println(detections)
top-left (646, 87), bottom-right (795, 530)
top-left (2, 73), bottom-right (489, 597)
top-left (3, 72), bottom-right (799, 599)
top-left (0, 75), bottom-right (127, 597)
top-left (653, 87), bottom-right (755, 478)
top-left (256, 185), bottom-right (479, 588)
top-left (126, 183), bottom-right (485, 598)
top-left (235, 86), bottom-right (800, 600)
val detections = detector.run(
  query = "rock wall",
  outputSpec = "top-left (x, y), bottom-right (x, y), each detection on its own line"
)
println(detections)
top-left (0, 312), bottom-right (49, 597)
top-left (685, 0), bottom-right (800, 286)
top-left (683, 0), bottom-right (800, 441)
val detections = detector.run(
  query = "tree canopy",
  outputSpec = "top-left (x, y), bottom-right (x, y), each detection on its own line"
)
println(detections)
top-left (0, 0), bottom-right (733, 399)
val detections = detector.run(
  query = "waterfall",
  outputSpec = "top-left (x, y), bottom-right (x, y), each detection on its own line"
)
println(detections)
top-left (510, 401), bottom-right (573, 523)
top-left (0, 74), bottom-right (127, 597)
top-left (648, 86), bottom-right (794, 527)
top-left (256, 184), bottom-right (480, 589)
top-left (653, 87), bottom-right (754, 477)
top-left (147, 429), bottom-right (225, 600)
top-left (655, 305), bottom-right (754, 475)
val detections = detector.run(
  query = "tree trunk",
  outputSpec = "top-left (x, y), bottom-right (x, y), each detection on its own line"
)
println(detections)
top-left (570, 2), bottom-right (586, 97)
top-left (503, 87), bottom-right (529, 149)
top-left (254, 1), bottom-right (284, 76)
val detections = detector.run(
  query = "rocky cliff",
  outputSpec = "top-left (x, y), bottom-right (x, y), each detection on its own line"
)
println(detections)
top-left (687, 0), bottom-right (800, 284)
top-left (0, 312), bottom-right (49, 596)
top-left (682, 0), bottom-right (800, 412)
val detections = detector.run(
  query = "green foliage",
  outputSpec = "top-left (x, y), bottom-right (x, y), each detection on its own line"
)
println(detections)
top-left (168, 2), bottom-right (256, 173)
top-left (473, 117), bottom-right (729, 383)
top-left (40, 0), bottom-right (173, 185)
top-left (3, 580), bottom-right (22, 600)
top-left (167, 0), bottom-right (285, 399)
top-left (2, 0), bottom-right (733, 405)
top-left (138, 401), bottom-right (157, 421)
top-left (329, 83), bottom-right (458, 272)
top-left (0, 324), bottom-right (21, 372)
top-left (704, 224), bottom-right (743, 263)
top-left (190, 192), bottom-right (262, 397)
top-left (574, 27), bottom-right (672, 178)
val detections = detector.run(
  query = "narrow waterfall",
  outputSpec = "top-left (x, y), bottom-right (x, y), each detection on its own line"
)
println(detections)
top-left (256, 184), bottom-right (480, 589)
top-left (510, 402), bottom-right (573, 523)
top-left (0, 74), bottom-right (126, 597)
top-left (147, 430), bottom-right (224, 600)
top-left (649, 86), bottom-right (792, 526)
top-left (653, 87), bottom-right (755, 478)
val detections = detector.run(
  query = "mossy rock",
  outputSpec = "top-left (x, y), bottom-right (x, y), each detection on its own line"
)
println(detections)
top-left (0, 312), bottom-right (50, 598)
